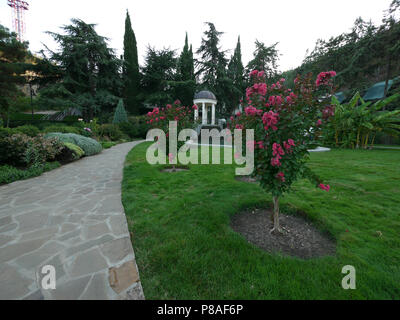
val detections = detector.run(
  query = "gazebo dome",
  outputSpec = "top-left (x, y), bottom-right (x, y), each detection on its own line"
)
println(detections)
top-left (194, 90), bottom-right (217, 101)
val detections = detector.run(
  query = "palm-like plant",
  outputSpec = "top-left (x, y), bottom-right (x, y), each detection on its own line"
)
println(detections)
top-left (328, 92), bottom-right (400, 148)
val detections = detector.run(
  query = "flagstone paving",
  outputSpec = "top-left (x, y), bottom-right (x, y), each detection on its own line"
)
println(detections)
top-left (0, 141), bottom-right (145, 300)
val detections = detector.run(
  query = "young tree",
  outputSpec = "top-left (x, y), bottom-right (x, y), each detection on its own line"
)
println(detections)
top-left (112, 99), bottom-right (128, 124)
top-left (38, 19), bottom-right (123, 121)
top-left (246, 40), bottom-right (280, 81)
top-left (123, 10), bottom-right (141, 115)
top-left (231, 70), bottom-right (335, 234)
top-left (0, 25), bottom-right (31, 126)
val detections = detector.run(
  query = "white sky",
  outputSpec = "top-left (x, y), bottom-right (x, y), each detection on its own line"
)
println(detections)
top-left (0, 0), bottom-right (393, 71)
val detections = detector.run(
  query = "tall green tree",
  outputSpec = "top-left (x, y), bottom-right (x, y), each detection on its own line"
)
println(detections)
top-left (227, 36), bottom-right (245, 112)
top-left (141, 46), bottom-right (177, 107)
top-left (123, 10), bottom-right (141, 115)
top-left (0, 25), bottom-right (31, 126)
top-left (196, 22), bottom-right (232, 116)
top-left (247, 40), bottom-right (280, 81)
top-left (173, 33), bottom-right (196, 106)
top-left (38, 19), bottom-right (123, 121)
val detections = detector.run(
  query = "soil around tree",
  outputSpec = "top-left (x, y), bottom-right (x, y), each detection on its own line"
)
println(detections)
top-left (161, 165), bottom-right (190, 173)
top-left (231, 208), bottom-right (336, 259)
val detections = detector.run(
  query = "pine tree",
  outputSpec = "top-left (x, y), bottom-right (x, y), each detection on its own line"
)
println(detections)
top-left (123, 10), bottom-right (141, 115)
top-left (113, 99), bottom-right (128, 124)
top-left (196, 22), bottom-right (231, 116)
top-left (38, 19), bottom-right (123, 121)
top-left (247, 40), bottom-right (280, 80)
top-left (0, 25), bottom-right (31, 126)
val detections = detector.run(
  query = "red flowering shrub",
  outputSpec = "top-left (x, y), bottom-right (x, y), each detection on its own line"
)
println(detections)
top-left (147, 100), bottom-right (197, 158)
top-left (231, 71), bottom-right (335, 233)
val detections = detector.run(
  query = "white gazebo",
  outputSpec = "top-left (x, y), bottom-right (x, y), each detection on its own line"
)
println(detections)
top-left (193, 90), bottom-right (218, 125)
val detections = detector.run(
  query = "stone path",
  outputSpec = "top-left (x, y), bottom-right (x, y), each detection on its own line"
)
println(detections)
top-left (0, 141), bottom-right (145, 300)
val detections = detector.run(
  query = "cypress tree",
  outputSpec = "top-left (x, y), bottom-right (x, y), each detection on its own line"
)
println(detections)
top-left (123, 10), bottom-right (141, 115)
top-left (174, 33), bottom-right (196, 105)
top-left (227, 36), bottom-right (245, 110)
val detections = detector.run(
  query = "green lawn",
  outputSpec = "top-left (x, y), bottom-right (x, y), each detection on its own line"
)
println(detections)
top-left (122, 143), bottom-right (400, 299)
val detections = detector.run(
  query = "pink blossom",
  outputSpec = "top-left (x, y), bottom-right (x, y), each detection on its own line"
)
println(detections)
top-left (246, 140), bottom-right (255, 151)
top-left (276, 172), bottom-right (285, 182)
top-left (168, 153), bottom-right (175, 163)
top-left (250, 70), bottom-right (259, 77)
top-left (288, 139), bottom-right (295, 146)
top-left (262, 111), bottom-right (279, 131)
top-left (316, 119), bottom-right (322, 127)
top-left (193, 105), bottom-right (198, 110)
top-left (318, 184), bottom-right (331, 192)
top-left (316, 71), bottom-right (336, 87)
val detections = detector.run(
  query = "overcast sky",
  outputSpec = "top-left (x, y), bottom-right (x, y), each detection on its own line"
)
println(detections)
top-left (0, 0), bottom-right (393, 71)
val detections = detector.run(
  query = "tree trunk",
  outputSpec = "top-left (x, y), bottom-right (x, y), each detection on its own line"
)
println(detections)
top-left (270, 196), bottom-right (281, 234)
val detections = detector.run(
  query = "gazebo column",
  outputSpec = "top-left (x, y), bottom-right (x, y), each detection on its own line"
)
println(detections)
top-left (202, 103), bottom-right (207, 125)
top-left (194, 106), bottom-right (199, 121)
top-left (211, 104), bottom-right (216, 125)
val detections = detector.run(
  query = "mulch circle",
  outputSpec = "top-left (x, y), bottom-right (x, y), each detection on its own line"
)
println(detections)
top-left (231, 208), bottom-right (336, 259)
top-left (235, 175), bottom-right (259, 183)
top-left (161, 166), bottom-right (190, 173)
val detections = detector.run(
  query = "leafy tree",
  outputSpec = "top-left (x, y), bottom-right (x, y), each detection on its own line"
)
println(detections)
top-left (227, 36), bottom-right (245, 114)
top-left (173, 33), bottom-right (196, 106)
top-left (141, 46), bottom-right (177, 107)
top-left (112, 99), bottom-right (128, 124)
top-left (231, 70), bottom-right (335, 233)
top-left (246, 40), bottom-right (280, 81)
top-left (38, 19), bottom-right (123, 121)
top-left (0, 25), bottom-right (31, 126)
top-left (123, 10), bottom-right (141, 115)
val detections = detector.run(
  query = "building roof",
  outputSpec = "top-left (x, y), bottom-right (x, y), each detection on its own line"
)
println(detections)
top-left (194, 90), bottom-right (217, 101)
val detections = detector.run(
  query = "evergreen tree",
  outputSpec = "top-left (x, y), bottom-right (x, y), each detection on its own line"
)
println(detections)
top-left (123, 10), bottom-right (141, 115)
top-left (38, 19), bottom-right (123, 121)
top-left (141, 46), bottom-right (177, 107)
top-left (247, 40), bottom-right (280, 81)
top-left (173, 33), bottom-right (196, 106)
top-left (113, 99), bottom-right (128, 124)
top-left (0, 25), bottom-right (31, 126)
top-left (196, 22), bottom-right (231, 116)
top-left (227, 36), bottom-right (245, 113)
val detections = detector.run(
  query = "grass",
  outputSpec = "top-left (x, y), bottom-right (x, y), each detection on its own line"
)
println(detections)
top-left (122, 143), bottom-right (400, 299)
top-left (0, 162), bottom-right (61, 185)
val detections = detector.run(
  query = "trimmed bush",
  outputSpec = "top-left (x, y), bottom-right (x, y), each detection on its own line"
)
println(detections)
top-left (119, 116), bottom-right (149, 139)
top-left (64, 142), bottom-right (85, 159)
top-left (45, 133), bottom-right (102, 156)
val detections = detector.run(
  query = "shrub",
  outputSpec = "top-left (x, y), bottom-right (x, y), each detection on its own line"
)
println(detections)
top-left (0, 127), bottom-right (18, 139)
top-left (64, 142), bottom-right (85, 159)
top-left (120, 116), bottom-right (149, 139)
top-left (0, 134), bottom-right (64, 167)
top-left (0, 162), bottom-right (60, 185)
top-left (14, 125), bottom-right (40, 137)
top-left (97, 124), bottom-right (125, 141)
top-left (112, 99), bottom-right (129, 124)
top-left (42, 125), bottom-right (81, 135)
top-left (55, 142), bottom-right (85, 163)
top-left (101, 141), bottom-right (117, 149)
top-left (45, 133), bottom-right (102, 156)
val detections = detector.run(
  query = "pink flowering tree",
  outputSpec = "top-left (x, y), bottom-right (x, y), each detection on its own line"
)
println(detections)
top-left (231, 70), bottom-right (336, 234)
top-left (147, 100), bottom-right (198, 170)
